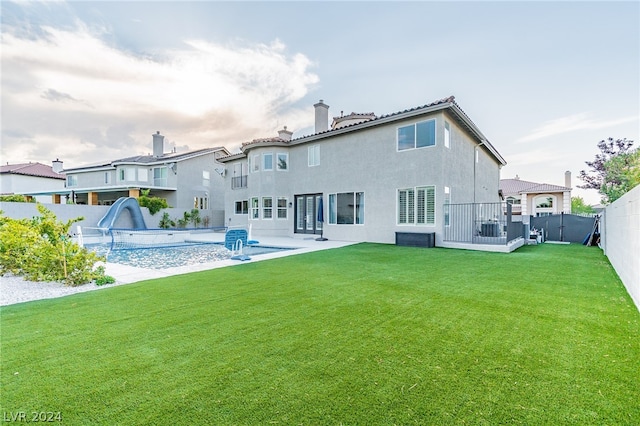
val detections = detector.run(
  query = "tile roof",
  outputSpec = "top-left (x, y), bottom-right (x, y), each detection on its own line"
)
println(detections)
top-left (64, 147), bottom-right (230, 172)
top-left (500, 178), bottom-right (571, 195)
top-left (0, 162), bottom-right (65, 179)
top-left (219, 95), bottom-right (506, 166)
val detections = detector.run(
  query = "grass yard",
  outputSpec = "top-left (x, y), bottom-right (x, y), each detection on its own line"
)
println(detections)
top-left (1, 243), bottom-right (639, 424)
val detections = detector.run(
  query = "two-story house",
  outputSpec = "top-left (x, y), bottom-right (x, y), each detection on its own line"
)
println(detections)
top-left (50, 132), bottom-right (230, 225)
top-left (500, 173), bottom-right (572, 218)
top-left (218, 96), bottom-right (506, 246)
top-left (0, 162), bottom-right (66, 203)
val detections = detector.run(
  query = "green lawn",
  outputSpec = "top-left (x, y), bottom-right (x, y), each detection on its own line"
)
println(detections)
top-left (1, 243), bottom-right (639, 425)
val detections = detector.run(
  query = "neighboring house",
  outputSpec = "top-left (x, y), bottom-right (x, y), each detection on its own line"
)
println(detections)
top-left (0, 162), bottom-right (66, 203)
top-left (499, 172), bottom-right (572, 218)
top-left (23, 132), bottom-right (230, 226)
top-left (218, 96), bottom-right (507, 245)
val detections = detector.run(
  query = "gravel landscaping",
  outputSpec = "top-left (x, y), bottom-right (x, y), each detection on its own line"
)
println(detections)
top-left (0, 274), bottom-right (123, 306)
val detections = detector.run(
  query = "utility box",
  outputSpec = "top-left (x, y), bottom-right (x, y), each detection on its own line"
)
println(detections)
top-left (395, 232), bottom-right (435, 248)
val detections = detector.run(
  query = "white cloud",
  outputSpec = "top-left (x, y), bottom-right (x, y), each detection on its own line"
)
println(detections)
top-left (1, 21), bottom-right (319, 167)
top-left (516, 113), bottom-right (639, 143)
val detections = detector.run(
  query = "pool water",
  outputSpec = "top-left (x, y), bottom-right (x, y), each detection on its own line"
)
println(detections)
top-left (88, 243), bottom-right (294, 269)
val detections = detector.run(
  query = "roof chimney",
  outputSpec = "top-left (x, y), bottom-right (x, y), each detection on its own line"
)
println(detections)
top-left (314, 100), bottom-right (329, 133)
top-left (278, 126), bottom-right (293, 142)
top-left (152, 131), bottom-right (164, 157)
top-left (565, 170), bottom-right (571, 188)
top-left (52, 158), bottom-right (63, 173)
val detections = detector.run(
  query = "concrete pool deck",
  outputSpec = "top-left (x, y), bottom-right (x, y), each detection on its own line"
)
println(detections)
top-left (103, 234), bottom-right (357, 284)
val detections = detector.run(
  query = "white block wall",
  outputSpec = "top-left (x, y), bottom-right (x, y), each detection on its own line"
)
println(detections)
top-left (600, 185), bottom-right (640, 312)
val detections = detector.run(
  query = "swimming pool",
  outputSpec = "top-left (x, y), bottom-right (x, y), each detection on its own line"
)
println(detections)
top-left (87, 243), bottom-right (295, 269)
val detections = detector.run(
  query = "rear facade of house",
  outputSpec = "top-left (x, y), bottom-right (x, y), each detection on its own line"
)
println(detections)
top-left (219, 96), bottom-right (506, 245)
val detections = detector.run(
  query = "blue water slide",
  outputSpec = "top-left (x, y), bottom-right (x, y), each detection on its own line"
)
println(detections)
top-left (97, 197), bottom-right (147, 229)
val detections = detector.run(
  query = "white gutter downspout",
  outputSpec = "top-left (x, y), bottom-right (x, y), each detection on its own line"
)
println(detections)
top-left (473, 140), bottom-right (486, 204)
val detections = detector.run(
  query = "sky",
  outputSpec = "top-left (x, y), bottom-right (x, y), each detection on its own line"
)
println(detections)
top-left (1, 1), bottom-right (638, 205)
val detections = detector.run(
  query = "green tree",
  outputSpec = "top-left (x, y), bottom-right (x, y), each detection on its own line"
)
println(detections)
top-left (601, 148), bottom-right (640, 203)
top-left (579, 138), bottom-right (636, 204)
top-left (571, 196), bottom-right (595, 214)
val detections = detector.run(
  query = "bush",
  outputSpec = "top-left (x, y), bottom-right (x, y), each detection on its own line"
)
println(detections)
top-left (0, 205), bottom-right (109, 286)
top-left (138, 189), bottom-right (169, 215)
top-left (158, 212), bottom-right (175, 229)
top-left (0, 194), bottom-right (34, 202)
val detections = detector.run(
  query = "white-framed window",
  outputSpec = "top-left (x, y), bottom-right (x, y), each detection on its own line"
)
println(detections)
top-left (444, 186), bottom-right (451, 226)
top-left (277, 197), bottom-right (288, 219)
top-left (263, 153), bottom-right (274, 171)
top-left (250, 197), bottom-right (259, 219)
top-left (397, 119), bottom-right (436, 151)
top-left (398, 185), bottom-right (435, 225)
top-left (104, 172), bottom-right (111, 184)
top-left (202, 170), bottom-right (210, 187)
top-left (277, 153), bottom-right (288, 171)
top-left (194, 196), bottom-right (209, 210)
top-left (67, 175), bottom-right (78, 187)
top-left (235, 200), bottom-right (248, 215)
top-left (138, 168), bottom-right (148, 182)
top-left (328, 192), bottom-right (364, 225)
top-left (251, 155), bottom-right (260, 173)
top-left (262, 197), bottom-right (273, 219)
top-left (308, 145), bottom-right (320, 167)
top-left (444, 121), bottom-right (451, 149)
top-left (119, 168), bottom-right (136, 182)
top-left (153, 167), bottom-right (168, 186)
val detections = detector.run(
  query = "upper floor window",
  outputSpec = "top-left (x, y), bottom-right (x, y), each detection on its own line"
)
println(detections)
top-left (104, 172), bottom-right (110, 184)
top-left (67, 175), bottom-right (78, 187)
top-left (277, 153), bottom-right (288, 171)
top-left (119, 168), bottom-right (136, 182)
top-left (444, 121), bottom-right (451, 149)
top-left (506, 197), bottom-right (521, 205)
top-left (397, 119), bottom-right (436, 151)
top-left (263, 153), bottom-right (274, 171)
top-left (308, 145), bottom-right (320, 167)
top-left (251, 155), bottom-right (259, 173)
top-left (202, 170), bottom-right (210, 187)
top-left (536, 196), bottom-right (553, 208)
top-left (232, 163), bottom-right (248, 189)
top-left (153, 167), bottom-right (168, 187)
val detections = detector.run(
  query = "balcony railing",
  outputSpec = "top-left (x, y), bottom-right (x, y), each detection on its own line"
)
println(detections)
top-left (231, 175), bottom-right (248, 189)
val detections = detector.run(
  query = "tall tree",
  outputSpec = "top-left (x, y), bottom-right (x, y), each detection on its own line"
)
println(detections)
top-left (578, 138), bottom-right (635, 204)
top-left (602, 148), bottom-right (640, 203)
top-left (571, 196), bottom-right (595, 214)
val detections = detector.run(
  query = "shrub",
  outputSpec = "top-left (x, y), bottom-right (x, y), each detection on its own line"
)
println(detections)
top-left (0, 194), bottom-right (34, 203)
top-left (0, 204), bottom-right (109, 286)
top-left (190, 209), bottom-right (201, 228)
top-left (138, 189), bottom-right (169, 215)
top-left (158, 212), bottom-right (175, 229)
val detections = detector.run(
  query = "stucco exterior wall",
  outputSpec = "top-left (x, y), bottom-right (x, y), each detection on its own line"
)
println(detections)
top-left (221, 111), bottom-right (502, 245)
top-left (1, 174), bottom-right (65, 204)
